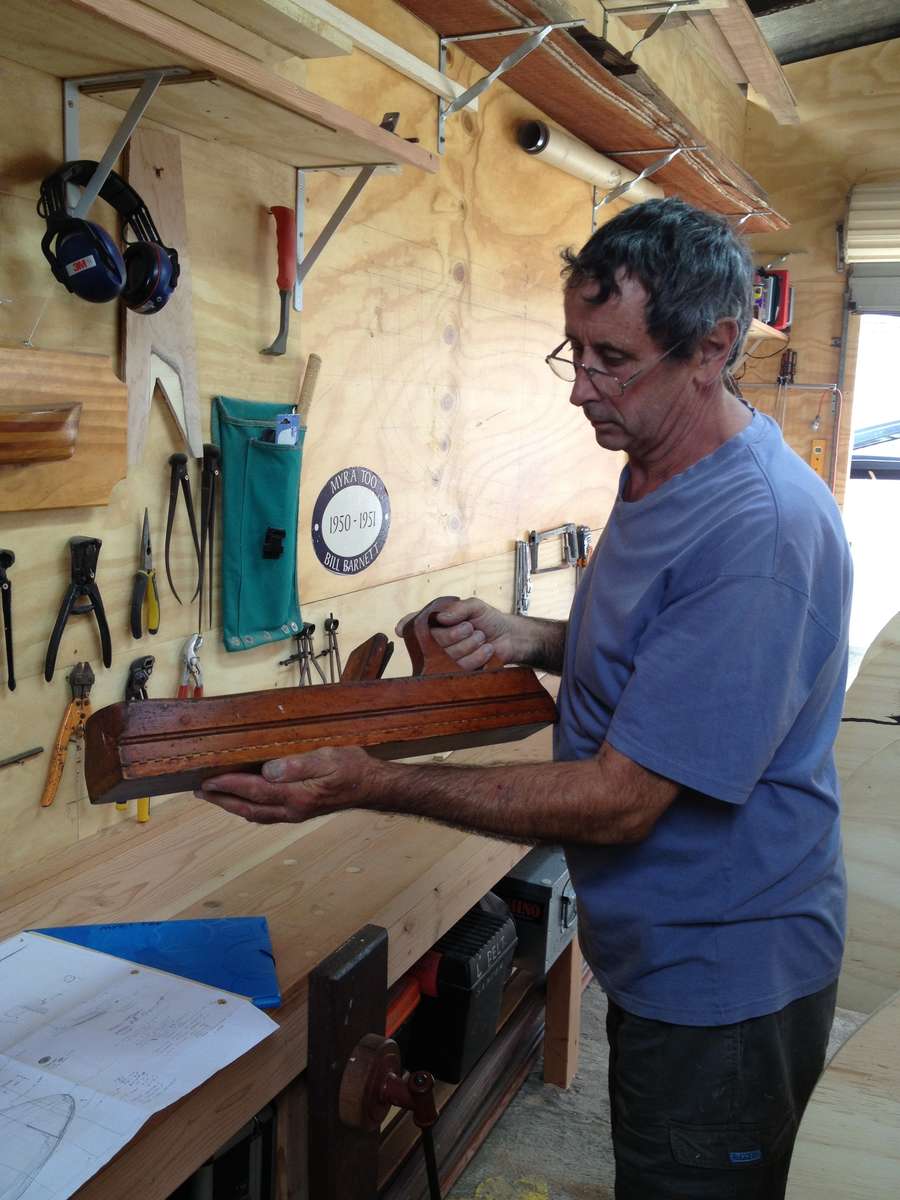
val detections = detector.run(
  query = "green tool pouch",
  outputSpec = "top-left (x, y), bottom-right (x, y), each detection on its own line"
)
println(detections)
top-left (211, 395), bottom-right (306, 653)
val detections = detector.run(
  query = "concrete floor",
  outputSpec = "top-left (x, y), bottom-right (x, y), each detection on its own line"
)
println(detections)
top-left (447, 982), bottom-right (866, 1200)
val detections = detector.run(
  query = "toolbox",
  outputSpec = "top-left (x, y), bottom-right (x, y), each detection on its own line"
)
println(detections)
top-left (407, 902), bottom-right (517, 1084)
top-left (492, 846), bottom-right (578, 976)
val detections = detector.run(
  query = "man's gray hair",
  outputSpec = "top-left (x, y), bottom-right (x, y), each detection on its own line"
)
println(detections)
top-left (561, 198), bottom-right (754, 369)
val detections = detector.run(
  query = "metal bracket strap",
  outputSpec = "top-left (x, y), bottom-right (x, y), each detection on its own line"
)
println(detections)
top-left (292, 114), bottom-right (401, 312)
top-left (591, 145), bottom-right (706, 224)
top-left (63, 67), bottom-right (194, 217)
top-left (437, 20), bottom-right (585, 153)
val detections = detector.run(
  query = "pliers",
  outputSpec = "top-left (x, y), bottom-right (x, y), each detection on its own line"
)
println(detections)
top-left (164, 452), bottom-right (201, 606)
top-left (44, 537), bottom-right (112, 682)
top-left (130, 509), bottom-right (161, 639)
top-left (0, 548), bottom-right (15, 691)
top-left (119, 655), bottom-right (155, 822)
top-left (177, 633), bottom-right (204, 699)
top-left (39, 661), bottom-right (94, 808)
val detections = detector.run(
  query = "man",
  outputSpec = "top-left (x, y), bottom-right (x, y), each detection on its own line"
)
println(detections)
top-left (200, 198), bottom-right (852, 1199)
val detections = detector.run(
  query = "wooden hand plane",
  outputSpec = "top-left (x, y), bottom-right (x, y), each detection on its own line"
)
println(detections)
top-left (84, 598), bottom-right (557, 805)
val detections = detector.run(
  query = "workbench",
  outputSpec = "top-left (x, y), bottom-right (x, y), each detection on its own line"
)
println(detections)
top-left (0, 757), bottom-right (578, 1199)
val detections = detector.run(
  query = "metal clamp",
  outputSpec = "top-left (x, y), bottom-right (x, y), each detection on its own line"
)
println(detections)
top-left (515, 524), bottom-right (591, 615)
top-left (437, 21), bottom-right (585, 153)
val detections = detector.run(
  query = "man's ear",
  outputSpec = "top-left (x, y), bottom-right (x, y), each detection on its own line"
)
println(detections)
top-left (695, 317), bottom-right (741, 383)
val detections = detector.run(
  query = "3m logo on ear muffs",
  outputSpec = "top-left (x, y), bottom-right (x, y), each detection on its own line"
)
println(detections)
top-left (38, 160), bottom-right (180, 314)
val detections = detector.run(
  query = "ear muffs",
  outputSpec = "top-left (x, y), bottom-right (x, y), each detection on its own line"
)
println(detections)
top-left (123, 241), bottom-right (176, 314)
top-left (38, 160), bottom-right (180, 314)
top-left (42, 217), bottom-right (127, 303)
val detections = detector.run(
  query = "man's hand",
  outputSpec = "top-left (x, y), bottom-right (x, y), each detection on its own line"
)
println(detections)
top-left (197, 746), bottom-right (377, 825)
top-left (396, 597), bottom-right (521, 671)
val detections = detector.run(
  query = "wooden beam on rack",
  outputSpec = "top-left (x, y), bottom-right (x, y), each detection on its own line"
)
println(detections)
top-left (709, 0), bottom-right (799, 124)
top-left (4, 0), bottom-right (438, 173)
top-left (140, 0), bottom-right (315, 65)
top-left (688, 9), bottom-right (748, 83)
top-left (604, 0), bottom-right (729, 10)
top-left (395, 0), bottom-right (787, 231)
top-left (194, 0), bottom-right (352, 60)
top-left (293, 0), bottom-right (478, 109)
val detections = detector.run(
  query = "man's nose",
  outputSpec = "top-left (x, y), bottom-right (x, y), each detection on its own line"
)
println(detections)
top-left (569, 366), bottom-right (594, 408)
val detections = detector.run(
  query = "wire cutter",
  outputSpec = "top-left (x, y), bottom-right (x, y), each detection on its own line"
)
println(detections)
top-left (177, 633), bottom-right (204, 699)
top-left (130, 509), bottom-right (161, 639)
top-left (165, 452), bottom-right (201, 606)
top-left (0, 548), bottom-right (15, 691)
top-left (39, 661), bottom-right (94, 808)
top-left (44, 537), bottom-right (112, 682)
top-left (118, 655), bottom-right (155, 822)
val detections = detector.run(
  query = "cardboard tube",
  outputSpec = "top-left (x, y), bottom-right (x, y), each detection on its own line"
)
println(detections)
top-left (517, 120), bottom-right (664, 204)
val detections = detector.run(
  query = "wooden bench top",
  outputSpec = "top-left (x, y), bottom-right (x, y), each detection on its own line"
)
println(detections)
top-left (0, 796), bottom-right (528, 1199)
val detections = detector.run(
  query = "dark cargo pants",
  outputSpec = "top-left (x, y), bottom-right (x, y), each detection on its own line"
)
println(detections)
top-left (606, 981), bottom-right (838, 1199)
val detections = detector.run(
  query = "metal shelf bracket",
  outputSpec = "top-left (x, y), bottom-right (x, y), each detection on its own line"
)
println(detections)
top-left (62, 67), bottom-right (195, 216)
top-left (437, 20), bottom-right (585, 154)
top-left (591, 144), bottom-right (705, 228)
top-left (292, 113), bottom-right (402, 312)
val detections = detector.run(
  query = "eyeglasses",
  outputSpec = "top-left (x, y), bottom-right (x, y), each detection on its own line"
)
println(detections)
top-left (545, 339), bottom-right (685, 400)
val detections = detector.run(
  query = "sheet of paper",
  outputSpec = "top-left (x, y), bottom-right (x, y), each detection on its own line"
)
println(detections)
top-left (0, 931), bottom-right (278, 1200)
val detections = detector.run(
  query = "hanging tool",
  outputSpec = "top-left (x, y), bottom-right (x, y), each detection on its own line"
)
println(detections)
top-left (528, 523), bottom-right (578, 575)
top-left (130, 509), bottom-right (161, 639)
top-left (198, 443), bottom-right (221, 632)
top-left (296, 351), bottom-right (322, 422)
top-left (44, 538), bottom-right (112, 682)
top-left (0, 746), bottom-right (44, 770)
top-left (279, 628), bottom-right (312, 685)
top-left (323, 613), bottom-right (342, 682)
top-left (177, 633), bottom-right (203, 699)
top-left (39, 661), bottom-right (94, 808)
top-left (260, 205), bottom-right (296, 356)
top-left (575, 525), bottom-right (592, 586)
top-left (118, 655), bottom-right (155, 821)
top-left (164, 452), bottom-right (201, 605)
top-left (0, 548), bottom-right (15, 691)
top-left (303, 623), bottom-right (328, 684)
top-left (514, 539), bottom-right (532, 616)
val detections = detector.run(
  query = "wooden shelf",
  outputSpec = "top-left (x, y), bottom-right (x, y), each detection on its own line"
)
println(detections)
top-left (3, 0), bottom-right (438, 173)
top-left (396, 0), bottom-right (787, 233)
top-left (747, 318), bottom-right (789, 344)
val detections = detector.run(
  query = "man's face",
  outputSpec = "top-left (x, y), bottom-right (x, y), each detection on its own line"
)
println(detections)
top-left (563, 273), bottom-right (688, 457)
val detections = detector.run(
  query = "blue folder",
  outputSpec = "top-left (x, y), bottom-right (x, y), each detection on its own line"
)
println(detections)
top-left (32, 916), bottom-right (281, 1009)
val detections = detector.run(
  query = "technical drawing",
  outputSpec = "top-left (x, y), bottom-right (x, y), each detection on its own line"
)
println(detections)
top-left (0, 1093), bottom-right (75, 1200)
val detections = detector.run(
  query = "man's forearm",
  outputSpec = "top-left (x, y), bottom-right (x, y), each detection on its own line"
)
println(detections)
top-left (510, 616), bottom-right (567, 674)
top-left (367, 746), bottom-right (672, 847)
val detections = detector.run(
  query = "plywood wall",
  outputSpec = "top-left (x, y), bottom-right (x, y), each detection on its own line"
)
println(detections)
top-left (742, 38), bottom-right (900, 507)
top-left (0, 0), bottom-right (748, 871)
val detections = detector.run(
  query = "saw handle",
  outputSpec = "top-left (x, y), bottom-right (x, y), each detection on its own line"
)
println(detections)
top-left (269, 206), bottom-right (296, 292)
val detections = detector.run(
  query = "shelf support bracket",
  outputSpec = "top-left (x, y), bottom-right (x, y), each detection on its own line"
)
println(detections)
top-left (591, 144), bottom-right (705, 228)
top-left (437, 20), bottom-right (585, 154)
top-left (62, 67), bottom-right (194, 216)
top-left (293, 113), bottom-right (401, 313)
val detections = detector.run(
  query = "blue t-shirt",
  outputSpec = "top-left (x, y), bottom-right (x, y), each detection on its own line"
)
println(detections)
top-left (556, 411), bottom-right (852, 1026)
